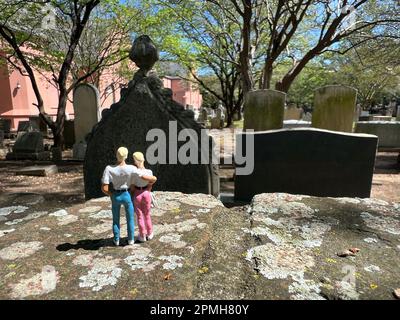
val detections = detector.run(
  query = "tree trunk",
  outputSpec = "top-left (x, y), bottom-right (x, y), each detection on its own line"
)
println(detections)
top-left (262, 60), bottom-right (273, 89)
top-left (238, 0), bottom-right (254, 94)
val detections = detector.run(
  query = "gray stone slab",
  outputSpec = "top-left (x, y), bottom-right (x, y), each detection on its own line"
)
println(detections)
top-left (234, 128), bottom-right (378, 201)
top-left (16, 165), bottom-right (58, 177)
top-left (355, 121), bottom-right (400, 148)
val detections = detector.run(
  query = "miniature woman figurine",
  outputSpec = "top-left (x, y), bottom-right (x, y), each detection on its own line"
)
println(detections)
top-left (130, 151), bottom-right (157, 242)
top-left (101, 147), bottom-right (155, 246)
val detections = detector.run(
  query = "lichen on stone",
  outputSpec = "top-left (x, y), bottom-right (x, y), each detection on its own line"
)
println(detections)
top-left (88, 197), bottom-right (109, 203)
top-left (9, 265), bottom-right (59, 299)
top-left (5, 219), bottom-right (24, 226)
top-left (124, 246), bottom-right (153, 271)
top-left (0, 206), bottom-right (29, 216)
top-left (158, 255), bottom-right (184, 270)
top-left (364, 265), bottom-right (381, 273)
top-left (78, 256), bottom-right (122, 291)
top-left (89, 210), bottom-right (112, 219)
top-left (177, 193), bottom-right (223, 208)
top-left (49, 209), bottom-right (68, 217)
top-left (57, 214), bottom-right (78, 226)
top-left (0, 228), bottom-right (16, 237)
top-left (363, 237), bottom-right (378, 244)
top-left (151, 208), bottom-right (166, 217)
top-left (153, 218), bottom-right (206, 235)
top-left (0, 241), bottom-right (43, 260)
top-left (335, 198), bottom-right (361, 205)
top-left (78, 206), bottom-right (102, 213)
top-left (246, 243), bottom-right (315, 280)
top-left (334, 281), bottom-right (360, 300)
top-left (288, 276), bottom-right (325, 300)
top-left (73, 253), bottom-right (96, 267)
top-left (159, 233), bottom-right (187, 248)
top-left (360, 211), bottom-right (400, 235)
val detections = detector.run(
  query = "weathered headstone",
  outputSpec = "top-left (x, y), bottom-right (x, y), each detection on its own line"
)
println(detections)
top-left (63, 120), bottom-right (75, 149)
top-left (84, 35), bottom-right (219, 200)
top-left (355, 121), bottom-right (400, 149)
top-left (284, 104), bottom-right (303, 120)
top-left (16, 165), bottom-right (58, 177)
top-left (6, 132), bottom-right (50, 160)
top-left (17, 121), bottom-right (38, 133)
top-left (210, 116), bottom-right (222, 129)
top-left (197, 108), bottom-right (208, 124)
top-left (302, 112), bottom-right (312, 122)
top-left (29, 116), bottom-right (47, 135)
top-left (73, 84), bottom-right (100, 144)
top-left (234, 128), bottom-right (377, 201)
top-left (0, 118), bottom-right (11, 137)
top-left (0, 130), bottom-right (4, 147)
top-left (243, 89), bottom-right (285, 131)
top-left (397, 106), bottom-right (400, 121)
top-left (73, 141), bottom-right (87, 160)
top-left (354, 104), bottom-right (362, 122)
top-left (311, 85), bottom-right (357, 133)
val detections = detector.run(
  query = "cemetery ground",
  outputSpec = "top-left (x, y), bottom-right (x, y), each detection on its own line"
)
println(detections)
top-left (0, 133), bottom-right (399, 300)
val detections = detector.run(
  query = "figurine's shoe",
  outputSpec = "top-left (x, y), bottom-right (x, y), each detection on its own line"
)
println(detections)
top-left (113, 239), bottom-right (120, 246)
top-left (127, 239), bottom-right (134, 245)
top-left (147, 233), bottom-right (154, 241)
top-left (137, 235), bottom-right (147, 243)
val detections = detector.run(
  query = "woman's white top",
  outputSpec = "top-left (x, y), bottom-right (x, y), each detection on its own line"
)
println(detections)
top-left (101, 164), bottom-right (137, 190)
top-left (132, 167), bottom-right (153, 188)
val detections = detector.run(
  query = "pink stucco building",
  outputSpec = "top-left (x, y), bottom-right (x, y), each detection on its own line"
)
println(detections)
top-left (162, 76), bottom-right (203, 110)
top-left (0, 61), bottom-right (202, 130)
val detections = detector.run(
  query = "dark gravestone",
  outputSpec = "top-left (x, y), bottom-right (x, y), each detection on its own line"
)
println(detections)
top-left (63, 120), bottom-right (75, 148)
top-left (0, 130), bottom-right (4, 147)
top-left (84, 35), bottom-right (219, 200)
top-left (29, 116), bottom-right (48, 135)
top-left (6, 131), bottom-right (50, 160)
top-left (234, 128), bottom-right (378, 202)
top-left (0, 118), bottom-right (12, 137)
top-left (17, 120), bottom-right (39, 132)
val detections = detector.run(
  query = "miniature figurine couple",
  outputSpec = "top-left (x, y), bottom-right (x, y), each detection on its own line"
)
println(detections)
top-left (101, 147), bottom-right (157, 246)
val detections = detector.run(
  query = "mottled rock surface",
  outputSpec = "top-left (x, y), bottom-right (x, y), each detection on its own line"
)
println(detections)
top-left (0, 192), bottom-right (399, 300)
top-left (243, 194), bottom-right (400, 300)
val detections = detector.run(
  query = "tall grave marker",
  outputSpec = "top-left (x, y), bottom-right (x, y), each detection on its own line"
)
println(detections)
top-left (312, 85), bottom-right (357, 133)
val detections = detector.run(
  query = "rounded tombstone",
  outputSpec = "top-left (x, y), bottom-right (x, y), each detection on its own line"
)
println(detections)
top-left (243, 89), bottom-right (286, 131)
top-left (312, 85), bottom-right (357, 133)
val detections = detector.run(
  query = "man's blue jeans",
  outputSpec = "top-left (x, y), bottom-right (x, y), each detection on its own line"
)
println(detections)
top-left (111, 191), bottom-right (134, 241)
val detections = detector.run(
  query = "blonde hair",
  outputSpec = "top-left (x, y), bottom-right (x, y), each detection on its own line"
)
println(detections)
top-left (116, 147), bottom-right (128, 162)
top-left (133, 151), bottom-right (145, 164)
